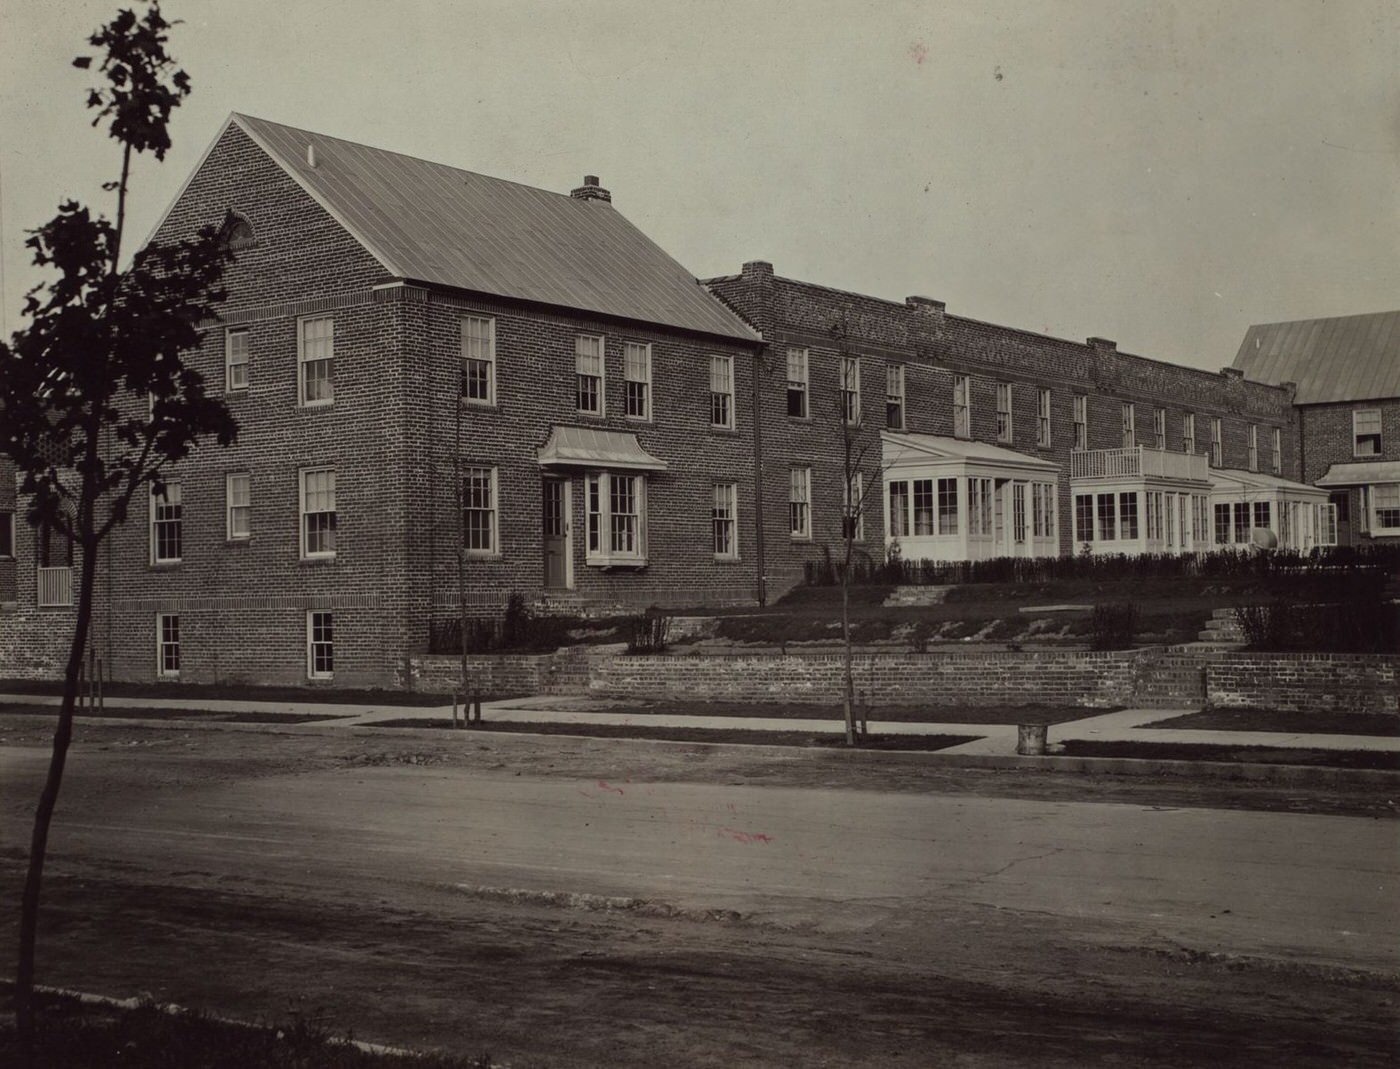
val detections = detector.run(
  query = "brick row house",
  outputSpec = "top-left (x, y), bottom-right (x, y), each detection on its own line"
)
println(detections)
top-left (0, 115), bottom-right (1347, 687)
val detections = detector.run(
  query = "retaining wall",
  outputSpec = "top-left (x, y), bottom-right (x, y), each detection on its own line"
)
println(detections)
top-left (1207, 652), bottom-right (1399, 714)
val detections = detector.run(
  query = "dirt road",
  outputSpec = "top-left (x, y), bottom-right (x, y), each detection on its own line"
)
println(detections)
top-left (2, 718), bottom-right (1397, 1067)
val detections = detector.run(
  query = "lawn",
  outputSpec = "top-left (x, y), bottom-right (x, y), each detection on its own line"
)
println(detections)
top-left (509, 700), bottom-right (1100, 725)
top-left (1059, 740), bottom-right (1400, 771)
top-left (0, 704), bottom-right (349, 724)
top-left (1145, 707), bottom-right (1400, 737)
top-left (0, 679), bottom-right (463, 706)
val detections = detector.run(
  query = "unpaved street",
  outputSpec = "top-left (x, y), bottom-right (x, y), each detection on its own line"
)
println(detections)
top-left (2, 719), bottom-right (1398, 1067)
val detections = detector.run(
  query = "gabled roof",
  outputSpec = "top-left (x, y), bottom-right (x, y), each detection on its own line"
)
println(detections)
top-left (1231, 310), bottom-right (1400, 404)
top-left (1208, 467), bottom-right (1327, 499)
top-left (212, 114), bottom-right (759, 343)
top-left (882, 432), bottom-right (1060, 474)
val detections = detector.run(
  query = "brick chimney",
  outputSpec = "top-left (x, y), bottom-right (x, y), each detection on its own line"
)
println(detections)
top-left (906, 296), bottom-right (946, 320)
top-left (570, 175), bottom-right (612, 203)
top-left (1087, 337), bottom-right (1117, 352)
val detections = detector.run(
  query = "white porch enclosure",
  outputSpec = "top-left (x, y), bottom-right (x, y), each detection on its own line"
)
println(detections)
top-left (1070, 446), bottom-right (1212, 556)
top-left (882, 432), bottom-right (1060, 563)
top-left (1207, 468), bottom-right (1333, 551)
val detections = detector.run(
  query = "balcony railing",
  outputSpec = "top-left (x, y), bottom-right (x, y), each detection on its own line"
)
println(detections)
top-left (37, 566), bottom-right (74, 608)
top-left (1070, 445), bottom-right (1208, 482)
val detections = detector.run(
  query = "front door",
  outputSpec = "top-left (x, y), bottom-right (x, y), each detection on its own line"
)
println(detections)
top-left (542, 478), bottom-right (569, 588)
top-left (1329, 492), bottom-right (1352, 546)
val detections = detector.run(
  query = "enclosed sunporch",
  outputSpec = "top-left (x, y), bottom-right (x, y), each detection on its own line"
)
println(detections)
top-left (1070, 445), bottom-right (1211, 556)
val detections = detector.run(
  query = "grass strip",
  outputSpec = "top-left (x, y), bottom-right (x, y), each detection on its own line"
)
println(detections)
top-left (1144, 708), bottom-right (1400, 737)
top-left (1059, 740), bottom-right (1400, 771)
top-left (0, 705), bottom-right (348, 724)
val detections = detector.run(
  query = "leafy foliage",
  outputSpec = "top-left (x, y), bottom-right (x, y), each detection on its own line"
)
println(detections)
top-left (624, 609), bottom-right (672, 654)
top-left (1088, 603), bottom-right (1140, 651)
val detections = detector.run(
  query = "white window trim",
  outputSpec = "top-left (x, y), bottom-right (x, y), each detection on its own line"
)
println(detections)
top-left (226, 472), bottom-right (250, 541)
top-left (843, 472), bottom-right (865, 542)
top-left (1183, 413), bottom-right (1196, 456)
top-left (306, 610), bottom-right (334, 680)
top-left (297, 314), bottom-right (335, 408)
top-left (156, 612), bottom-right (180, 679)
top-left (1248, 424), bottom-right (1260, 471)
top-left (462, 465), bottom-right (500, 558)
top-left (1353, 408), bottom-right (1383, 457)
top-left (150, 482), bottom-right (182, 564)
top-left (0, 509), bottom-right (14, 559)
top-left (954, 376), bottom-right (971, 439)
top-left (1372, 482), bottom-right (1400, 534)
top-left (1072, 394), bottom-right (1088, 450)
top-left (1153, 408), bottom-right (1166, 449)
top-left (886, 365), bottom-right (905, 430)
top-left (575, 334), bottom-right (605, 417)
top-left (841, 356), bottom-right (861, 426)
top-left (713, 483), bottom-right (739, 560)
top-left (786, 348), bottom-right (809, 419)
top-left (585, 471), bottom-right (648, 567)
top-left (789, 467), bottom-right (812, 540)
top-left (1036, 388), bottom-right (1052, 448)
top-left (996, 383), bottom-right (1013, 443)
top-left (624, 341), bottom-right (652, 422)
top-left (461, 315), bottom-right (496, 407)
top-left (225, 328), bottom-right (249, 392)
top-left (1271, 427), bottom-right (1282, 474)
top-left (299, 467), bottom-right (337, 560)
top-left (710, 354), bottom-right (735, 429)
top-left (1121, 403), bottom-right (1135, 449)
top-left (1211, 417), bottom-right (1223, 467)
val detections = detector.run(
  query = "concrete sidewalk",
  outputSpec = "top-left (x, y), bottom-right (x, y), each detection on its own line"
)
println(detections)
top-left (3, 692), bottom-right (1398, 757)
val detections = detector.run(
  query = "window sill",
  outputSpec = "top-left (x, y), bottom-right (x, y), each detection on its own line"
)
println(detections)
top-left (226, 537), bottom-right (250, 545)
top-left (713, 555), bottom-right (742, 564)
top-left (585, 555), bottom-right (648, 569)
top-left (149, 561), bottom-right (182, 569)
top-left (790, 534), bottom-right (812, 542)
top-left (461, 398), bottom-right (498, 411)
top-left (464, 551), bottom-right (502, 561)
top-left (709, 425), bottom-right (739, 435)
top-left (299, 555), bottom-right (337, 565)
top-left (624, 414), bottom-right (652, 424)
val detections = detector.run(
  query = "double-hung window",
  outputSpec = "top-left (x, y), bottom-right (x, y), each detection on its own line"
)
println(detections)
top-left (1153, 408), bottom-right (1166, 449)
top-left (1072, 394), bottom-right (1087, 450)
top-left (576, 335), bottom-right (604, 415)
top-left (886, 365), bottom-right (905, 430)
top-left (586, 472), bottom-right (646, 564)
top-left (1354, 409), bottom-right (1382, 456)
top-left (1036, 388), bottom-right (1052, 447)
top-left (624, 342), bottom-right (651, 420)
top-left (786, 348), bottom-right (809, 418)
top-left (841, 356), bottom-right (861, 426)
top-left (461, 316), bottom-right (495, 405)
top-left (226, 473), bottom-right (250, 540)
top-left (1211, 417), bottom-right (1223, 467)
top-left (463, 466), bottom-right (498, 555)
top-left (225, 328), bottom-right (249, 392)
top-left (298, 315), bottom-right (334, 405)
top-left (1248, 424), bottom-right (1259, 471)
top-left (1271, 427), bottom-right (1282, 474)
top-left (953, 376), bottom-right (971, 438)
top-left (0, 509), bottom-right (14, 558)
top-left (156, 613), bottom-right (180, 678)
top-left (300, 468), bottom-right (336, 559)
top-left (1373, 484), bottom-right (1400, 533)
top-left (842, 472), bottom-right (864, 541)
top-left (789, 467), bottom-right (811, 539)
top-left (151, 482), bottom-right (183, 564)
top-left (710, 354), bottom-right (734, 428)
top-left (995, 383), bottom-right (1013, 443)
top-left (307, 611), bottom-right (334, 680)
top-left (713, 483), bottom-right (738, 559)
top-left (1121, 403), bottom-right (1135, 449)
top-left (1183, 413), bottom-right (1196, 455)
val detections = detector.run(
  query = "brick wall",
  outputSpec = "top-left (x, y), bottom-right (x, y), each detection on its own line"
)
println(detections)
top-left (403, 652), bottom-right (555, 696)
top-left (1298, 399), bottom-right (1400, 545)
top-left (1, 461), bottom-right (15, 607)
top-left (1207, 652), bottom-right (1399, 714)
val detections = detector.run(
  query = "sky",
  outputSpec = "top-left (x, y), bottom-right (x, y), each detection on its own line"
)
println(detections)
top-left (1, 0), bottom-right (1396, 371)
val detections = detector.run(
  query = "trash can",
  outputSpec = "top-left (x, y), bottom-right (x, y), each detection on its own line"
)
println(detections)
top-left (1016, 723), bottom-right (1048, 756)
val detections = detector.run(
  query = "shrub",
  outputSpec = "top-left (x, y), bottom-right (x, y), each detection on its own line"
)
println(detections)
top-left (625, 610), bottom-right (672, 654)
top-left (909, 619), bottom-right (934, 653)
top-left (428, 593), bottom-right (579, 654)
top-left (1088, 603), bottom-right (1139, 650)
top-left (1236, 596), bottom-right (1400, 653)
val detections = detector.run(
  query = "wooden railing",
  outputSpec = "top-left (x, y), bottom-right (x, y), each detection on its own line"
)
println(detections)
top-left (1070, 446), bottom-right (1208, 482)
top-left (37, 566), bottom-right (73, 608)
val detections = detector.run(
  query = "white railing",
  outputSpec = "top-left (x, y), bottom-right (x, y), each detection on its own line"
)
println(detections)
top-left (1071, 446), bottom-right (1208, 482)
top-left (37, 566), bottom-right (73, 608)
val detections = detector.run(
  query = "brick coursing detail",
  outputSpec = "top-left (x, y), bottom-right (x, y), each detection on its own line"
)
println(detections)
top-left (1206, 652), bottom-right (1399, 714)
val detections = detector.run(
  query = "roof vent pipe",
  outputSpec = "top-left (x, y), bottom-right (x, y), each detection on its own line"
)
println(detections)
top-left (307, 144), bottom-right (317, 168)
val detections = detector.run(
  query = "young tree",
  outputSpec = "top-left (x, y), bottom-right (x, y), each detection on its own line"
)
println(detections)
top-left (0, 3), bottom-right (236, 1037)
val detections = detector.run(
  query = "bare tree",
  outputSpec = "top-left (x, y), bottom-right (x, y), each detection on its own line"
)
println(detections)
top-left (0, 4), bottom-right (235, 1037)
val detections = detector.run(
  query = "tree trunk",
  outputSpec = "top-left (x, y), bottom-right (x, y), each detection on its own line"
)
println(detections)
top-left (14, 535), bottom-right (99, 1039)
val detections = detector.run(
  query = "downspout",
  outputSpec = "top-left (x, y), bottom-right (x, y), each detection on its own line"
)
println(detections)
top-left (752, 342), bottom-right (767, 605)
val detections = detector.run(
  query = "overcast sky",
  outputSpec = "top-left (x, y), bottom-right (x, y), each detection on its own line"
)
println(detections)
top-left (2, 0), bottom-right (1396, 370)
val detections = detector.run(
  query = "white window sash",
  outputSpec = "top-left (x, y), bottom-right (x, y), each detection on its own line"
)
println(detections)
top-left (226, 472), bottom-right (250, 540)
top-left (463, 466), bottom-right (498, 555)
top-left (624, 342), bottom-right (651, 420)
top-left (300, 468), bottom-right (337, 558)
top-left (225, 329), bottom-right (249, 391)
top-left (461, 316), bottom-right (496, 405)
top-left (298, 316), bottom-right (334, 406)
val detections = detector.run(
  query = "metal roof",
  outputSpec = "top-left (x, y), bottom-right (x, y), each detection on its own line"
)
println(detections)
top-left (231, 114), bottom-right (759, 343)
top-left (1207, 467), bottom-right (1327, 499)
top-left (537, 426), bottom-right (668, 471)
top-left (1315, 460), bottom-right (1400, 487)
top-left (881, 432), bottom-right (1060, 474)
top-left (1230, 310), bottom-right (1400, 404)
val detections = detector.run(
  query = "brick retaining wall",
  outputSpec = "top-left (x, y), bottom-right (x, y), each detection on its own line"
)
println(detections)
top-left (0, 610), bottom-right (75, 680)
top-left (1207, 653), bottom-right (1399, 714)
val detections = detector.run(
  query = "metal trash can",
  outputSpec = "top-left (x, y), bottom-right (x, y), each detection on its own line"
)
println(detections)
top-left (1016, 723), bottom-right (1048, 756)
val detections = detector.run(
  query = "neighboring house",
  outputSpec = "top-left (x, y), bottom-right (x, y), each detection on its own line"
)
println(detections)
top-left (1232, 310), bottom-right (1400, 545)
top-left (2, 113), bottom-right (762, 686)
top-left (704, 263), bottom-right (1316, 592)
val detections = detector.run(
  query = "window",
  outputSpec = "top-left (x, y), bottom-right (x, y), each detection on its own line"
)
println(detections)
top-left (226, 473), bottom-right (250, 540)
top-left (1271, 427), bottom-right (1282, 474)
top-left (463, 466), bottom-right (498, 555)
top-left (1096, 493), bottom-right (1117, 541)
top-left (1210, 417), bottom-right (1223, 467)
top-left (575, 335), bottom-right (604, 415)
top-left (1153, 408), bottom-right (1166, 449)
top-left (953, 376), bottom-right (971, 438)
top-left (1248, 424), bottom-right (1259, 471)
top-left (150, 482), bottom-right (182, 563)
top-left (1233, 502), bottom-right (1250, 543)
top-left (789, 467), bottom-right (811, 539)
top-left (225, 329), bottom-right (249, 392)
top-left (307, 611), bottom-right (334, 680)
top-left (586, 472), bottom-right (646, 563)
top-left (1373, 484), bottom-right (1400, 532)
top-left (1121, 403), bottom-right (1135, 449)
top-left (1012, 484), bottom-right (1027, 543)
top-left (1032, 483), bottom-right (1055, 539)
top-left (710, 354), bottom-right (734, 428)
top-left (841, 356), bottom-right (861, 425)
top-left (461, 316), bottom-right (495, 406)
top-left (1075, 494), bottom-right (1094, 544)
top-left (968, 478), bottom-right (994, 536)
top-left (995, 383), bottom-right (1013, 443)
top-left (624, 342), bottom-right (651, 420)
top-left (1321, 503), bottom-right (1339, 545)
top-left (1036, 388), bottom-right (1051, 447)
top-left (1072, 394), bottom-right (1087, 450)
top-left (787, 348), bottom-right (809, 418)
top-left (1213, 503), bottom-right (1231, 544)
top-left (886, 365), bottom-right (905, 430)
top-left (713, 483), bottom-right (738, 559)
top-left (1183, 413), bottom-right (1196, 455)
top-left (298, 315), bottom-right (334, 405)
top-left (913, 479), bottom-right (934, 535)
top-left (1253, 501), bottom-right (1271, 531)
top-left (888, 481), bottom-right (908, 538)
top-left (300, 468), bottom-right (336, 558)
top-left (842, 473), bottom-right (864, 541)
top-left (937, 478), bottom-right (958, 535)
top-left (1120, 492), bottom-right (1139, 540)
top-left (1354, 409), bottom-right (1382, 456)
top-left (0, 509), bottom-right (13, 558)
top-left (156, 614), bottom-right (180, 678)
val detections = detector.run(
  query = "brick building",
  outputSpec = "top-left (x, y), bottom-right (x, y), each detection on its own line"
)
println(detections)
top-left (1231, 310), bottom-right (1400, 546)
top-left (704, 263), bottom-right (1323, 594)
